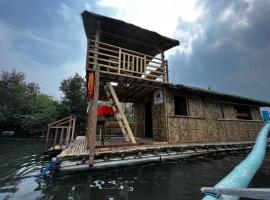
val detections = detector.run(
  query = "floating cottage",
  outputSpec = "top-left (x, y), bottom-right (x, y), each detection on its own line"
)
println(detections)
top-left (44, 11), bottom-right (270, 172)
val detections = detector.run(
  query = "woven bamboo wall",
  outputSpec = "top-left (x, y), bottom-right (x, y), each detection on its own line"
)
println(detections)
top-left (134, 93), bottom-right (167, 142)
top-left (152, 97), bottom-right (167, 142)
top-left (166, 90), bottom-right (264, 144)
top-left (133, 100), bottom-right (144, 138)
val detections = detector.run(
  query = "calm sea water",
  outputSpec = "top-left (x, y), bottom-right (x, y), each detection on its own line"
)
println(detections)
top-left (0, 139), bottom-right (269, 200)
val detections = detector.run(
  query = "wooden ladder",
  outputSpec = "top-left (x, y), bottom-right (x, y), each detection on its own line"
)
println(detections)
top-left (104, 82), bottom-right (136, 144)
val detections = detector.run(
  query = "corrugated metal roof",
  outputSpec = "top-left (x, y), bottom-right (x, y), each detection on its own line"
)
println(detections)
top-left (81, 11), bottom-right (179, 56)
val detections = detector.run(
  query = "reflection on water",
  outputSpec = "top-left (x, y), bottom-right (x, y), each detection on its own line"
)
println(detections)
top-left (0, 139), bottom-right (270, 200)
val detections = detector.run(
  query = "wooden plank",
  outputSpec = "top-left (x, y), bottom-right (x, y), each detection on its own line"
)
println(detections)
top-left (89, 55), bottom-right (118, 64)
top-left (91, 39), bottom-right (163, 61)
top-left (106, 82), bottom-right (136, 143)
top-left (89, 44), bottom-right (119, 54)
top-left (48, 116), bottom-right (71, 126)
top-left (88, 50), bottom-right (119, 59)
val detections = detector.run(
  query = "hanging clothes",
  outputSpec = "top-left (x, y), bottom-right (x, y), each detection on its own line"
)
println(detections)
top-left (88, 72), bottom-right (95, 100)
top-left (97, 106), bottom-right (115, 118)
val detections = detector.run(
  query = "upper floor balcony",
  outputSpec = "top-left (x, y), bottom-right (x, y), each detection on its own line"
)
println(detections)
top-left (82, 11), bottom-right (179, 85)
top-left (87, 39), bottom-right (168, 83)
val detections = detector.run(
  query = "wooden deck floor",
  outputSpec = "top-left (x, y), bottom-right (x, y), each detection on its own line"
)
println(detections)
top-left (57, 136), bottom-right (259, 160)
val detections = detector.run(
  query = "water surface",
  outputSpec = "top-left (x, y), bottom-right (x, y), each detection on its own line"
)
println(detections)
top-left (0, 139), bottom-right (269, 200)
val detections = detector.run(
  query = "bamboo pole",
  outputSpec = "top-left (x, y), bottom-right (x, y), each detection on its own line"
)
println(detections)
top-left (71, 116), bottom-right (76, 140)
top-left (53, 129), bottom-right (59, 150)
top-left (65, 116), bottom-right (72, 145)
top-left (59, 127), bottom-right (64, 149)
top-left (44, 125), bottom-right (51, 151)
top-left (86, 22), bottom-right (101, 166)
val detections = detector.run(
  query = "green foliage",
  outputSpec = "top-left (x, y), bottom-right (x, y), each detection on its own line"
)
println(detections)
top-left (0, 70), bottom-right (58, 136)
top-left (0, 70), bottom-right (87, 137)
top-left (58, 73), bottom-right (87, 135)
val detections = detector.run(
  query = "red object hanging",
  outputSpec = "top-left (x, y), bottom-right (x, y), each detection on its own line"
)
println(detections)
top-left (97, 106), bottom-right (115, 117)
top-left (88, 72), bottom-right (95, 100)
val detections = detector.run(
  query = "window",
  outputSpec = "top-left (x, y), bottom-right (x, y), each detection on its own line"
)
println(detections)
top-left (234, 105), bottom-right (252, 120)
top-left (174, 96), bottom-right (188, 115)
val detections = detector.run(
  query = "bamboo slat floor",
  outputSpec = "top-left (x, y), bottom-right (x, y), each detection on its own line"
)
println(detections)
top-left (57, 136), bottom-right (262, 160)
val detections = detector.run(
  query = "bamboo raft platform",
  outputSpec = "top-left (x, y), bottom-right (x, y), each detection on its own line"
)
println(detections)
top-left (55, 136), bottom-right (270, 173)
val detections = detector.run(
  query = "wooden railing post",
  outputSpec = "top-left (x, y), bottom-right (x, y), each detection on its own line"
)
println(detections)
top-left (44, 125), bottom-right (51, 151)
top-left (161, 52), bottom-right (166, 82)
top-left (144, 55), bottom-right (147, 79)
top-left (118, 48), bottom-right (121, 74)
top-left (53, 129), bottom-right (58, 150)
top-left (65, 116), bottom-right (72, 145)
top-left (59, 128), bottom-right (64, 149)
top-left (71, 116), bottom-right (76, 140)
top-left (165, 60), bottom-right (169, 83)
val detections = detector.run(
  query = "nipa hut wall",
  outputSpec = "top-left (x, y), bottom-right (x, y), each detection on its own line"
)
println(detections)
top-left (133, 100), bottom-right (145, 138)
top-left (134, 94), bottom-right (167, 142)
top-left (152, 97), bottom-right (167, 142)
top-left (166, 90), bottom-right (264, 144)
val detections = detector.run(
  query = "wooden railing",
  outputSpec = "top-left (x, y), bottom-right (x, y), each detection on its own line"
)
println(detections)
top-left (87, 40), bottom-right (168, 83)
top-left (44, 115), bottom-right (76, 152)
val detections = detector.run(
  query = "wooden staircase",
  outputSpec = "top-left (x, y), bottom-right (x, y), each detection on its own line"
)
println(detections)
top-left (104, 82), bottom-right (136, 143)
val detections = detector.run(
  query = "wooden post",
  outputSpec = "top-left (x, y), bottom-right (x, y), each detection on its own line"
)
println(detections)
top-left (65, 116), bottom-right (72, 145)
top-left (44, 125), bottom-right (51, 151)
top-left (144, 55), bottom-right (147, 79)
top-left (59, 127), bottom-right (64, 149)
top-left (86, 22), bottom-right (101, 166)
top-left (166, 60), bottom-right (169, 83)
top-left (53, 129), bottom-right (58, 150)
top-left (118, 48), bottom-right (121, 74)
top-left (161, 52), bottom-right (167, 83)
top-left (71, 116), bottom-right (76, 140)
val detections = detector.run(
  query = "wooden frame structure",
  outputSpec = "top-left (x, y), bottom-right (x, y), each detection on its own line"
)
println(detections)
top-left (87, 39), bottom-right (168, 83)
top-left (82, 11), bottom-right (180, 166)
top-left (44, 115), bottom-right (76, 152)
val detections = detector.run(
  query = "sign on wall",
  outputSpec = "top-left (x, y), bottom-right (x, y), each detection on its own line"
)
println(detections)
top-left (154, 89), bottom-right (164, 105)
top-left (260, 107), bottom-right (270, 121)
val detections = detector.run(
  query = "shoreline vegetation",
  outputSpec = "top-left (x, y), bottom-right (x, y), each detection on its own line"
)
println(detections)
top-left (0, 70), bottom-right (87, 138)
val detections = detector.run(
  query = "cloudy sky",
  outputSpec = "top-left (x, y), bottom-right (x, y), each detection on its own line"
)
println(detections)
top-left (0, 0), bottom-right (269, 101)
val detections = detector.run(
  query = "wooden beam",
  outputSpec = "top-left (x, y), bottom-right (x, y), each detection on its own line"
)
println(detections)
top-left (53, 129), bottom-right (59, 150)
top-left (48, 116), bottom-right (71, 126)
top-left (106, 82), bottom-right (136, 143)
top-left (44, 125), bottom-right (51, 151)
top-left (87, 22), bottom-right (101, 166)
top-left (59, 128), bottom-right (64, 149)
top-left (71, 116), bottom-right (76, 140)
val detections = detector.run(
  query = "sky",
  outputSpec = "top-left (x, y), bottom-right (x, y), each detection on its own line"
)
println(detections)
top-left (0, 0), bottom-right (269, 101)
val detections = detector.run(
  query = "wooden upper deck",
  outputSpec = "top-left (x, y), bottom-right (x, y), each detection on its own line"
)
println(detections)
top-left (82, 11), bottom-right (179, 90)
top-left (87, 39), bottom-right (169, 84)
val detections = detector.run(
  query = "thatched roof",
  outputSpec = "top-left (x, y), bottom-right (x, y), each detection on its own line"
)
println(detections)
top-left (168, 83), bottom-right (270, 107)
top-left (81, 11), bottom-right (179, 56)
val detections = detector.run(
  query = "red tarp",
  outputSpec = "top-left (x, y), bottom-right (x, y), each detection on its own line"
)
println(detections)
top-left (97, 106), bottom-right (115, 117)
